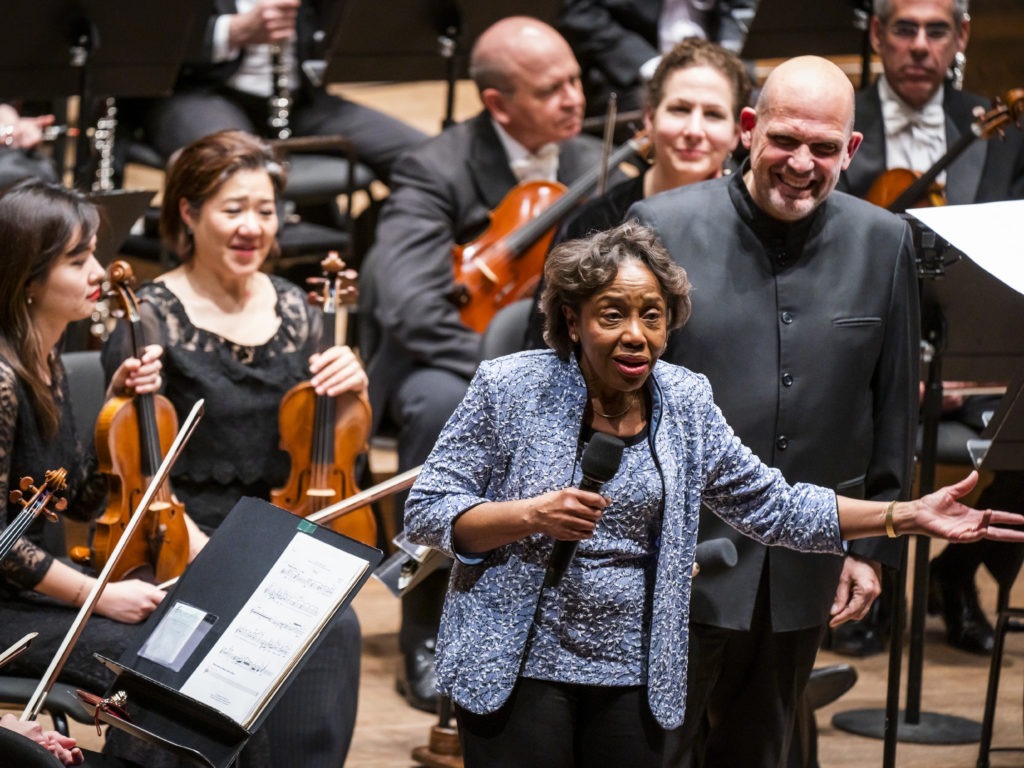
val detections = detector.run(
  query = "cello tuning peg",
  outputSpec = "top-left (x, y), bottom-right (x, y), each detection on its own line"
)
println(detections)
top-left (8, 490), bottom-right (24, 506)
top-left (55, 497), bottom-right (68, 512)
top-left (19, 476), bottom-right (35, 492)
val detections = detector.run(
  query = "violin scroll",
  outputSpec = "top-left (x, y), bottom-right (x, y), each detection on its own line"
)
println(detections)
top-left (306, 251), bottom-right (359, 313)
top-left (88, 260), bottom-right (137, 342)
top-left (975, 87), bottom-right (1024, 140)
top-left (7, 469), bottom-right (69, 523)
top-left (1, 469), bottom-right (69, 564)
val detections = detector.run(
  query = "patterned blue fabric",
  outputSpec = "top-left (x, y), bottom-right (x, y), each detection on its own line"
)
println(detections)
top-left (524, 427), bottom-right (660, 687)
top-left (404, 350), bottom-right (841, 728)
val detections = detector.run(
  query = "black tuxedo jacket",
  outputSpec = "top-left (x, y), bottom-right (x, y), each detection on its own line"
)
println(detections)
top-left (632, 177), bottom-right (918, 631)
top-left (558, 0), bottom-right (756, 102)
top-left (842, 82), bottom-right (1024, 204)
top-left (360, 113), bottom-right (603, 427)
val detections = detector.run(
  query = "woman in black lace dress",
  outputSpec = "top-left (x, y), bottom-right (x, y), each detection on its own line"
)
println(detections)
top-left (0, 179), bottom-right (169, 763)
top-left (102, 130), bottom-right (367, 768)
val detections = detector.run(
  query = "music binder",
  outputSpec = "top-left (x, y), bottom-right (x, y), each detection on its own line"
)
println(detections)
top-left (85, 496), bottom-right (382, 768)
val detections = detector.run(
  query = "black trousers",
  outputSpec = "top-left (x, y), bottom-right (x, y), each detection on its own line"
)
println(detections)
top-left (663, 568), bottom-right (822, 768)
top-left (456, 677), bottom-right (665, 768)
top-left (141, 86), bottom-right (426, 183)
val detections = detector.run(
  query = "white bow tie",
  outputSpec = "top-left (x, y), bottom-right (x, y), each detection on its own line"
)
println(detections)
top-left (882, 99), bottom-right (945, 137)
top-left (511, 143), bottom-right (560, 182)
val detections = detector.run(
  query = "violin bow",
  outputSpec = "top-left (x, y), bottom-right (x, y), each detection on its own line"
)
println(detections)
top-left (20, 399), bottom-right (205, 722)
top-left (597, 93), bottom-right (618, 197)
top-left (307, 466), bottom-right (420, 528)
top-left (155, 466), bottom-right (422, 594)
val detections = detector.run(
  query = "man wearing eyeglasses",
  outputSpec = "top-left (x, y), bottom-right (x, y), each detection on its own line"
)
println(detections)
top-left (842, 0), bottom-right (1023, 205)
top-left (836, 0), bottom-right (1024, 661)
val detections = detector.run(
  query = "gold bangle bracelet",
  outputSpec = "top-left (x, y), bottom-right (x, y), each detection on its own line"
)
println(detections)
top-left (884, 500), bottom-right (899, 538)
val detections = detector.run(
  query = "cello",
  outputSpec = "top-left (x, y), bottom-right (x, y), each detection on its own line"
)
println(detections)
top-left (76, 261), bottom-right (190, 583)
top-left (866, 87), bottom-right (1024, 212)
top-left (450, 133), bottom-right (650, 333)
top-left (271, 252), bottom-right (378, 546)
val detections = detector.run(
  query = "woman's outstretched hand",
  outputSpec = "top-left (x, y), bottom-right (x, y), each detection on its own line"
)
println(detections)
top-left (897, 471), bottom-right (1024, 542)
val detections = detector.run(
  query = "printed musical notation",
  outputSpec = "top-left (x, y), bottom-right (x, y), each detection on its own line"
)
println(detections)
top-left (179, 532), bottom-right (368, 725)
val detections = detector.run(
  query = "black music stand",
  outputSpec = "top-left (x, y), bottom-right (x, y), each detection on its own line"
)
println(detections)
top-left (89, 497), bottom-right (382, 768)
top-left (833, 219), bottom-right (1024, 763)
top-left (970, 367), bottom-right (1024, 471)
top-left (90, 190), bottom-right (155, 266)
top-left (323, 0), bottom-right (558, 128)
top-left (0, 0), bottom-right (209, 187)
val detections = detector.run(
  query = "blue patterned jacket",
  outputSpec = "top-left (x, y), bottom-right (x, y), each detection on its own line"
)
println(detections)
top-left (404, 350), bottom-right (841, 728)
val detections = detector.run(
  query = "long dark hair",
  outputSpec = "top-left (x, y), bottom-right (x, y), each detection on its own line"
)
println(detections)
top-left (0, 179), bottom-right (99, 437)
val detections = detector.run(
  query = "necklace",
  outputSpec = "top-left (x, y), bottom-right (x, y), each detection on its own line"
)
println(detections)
top-left (592, 393), bottom-right (637, 419)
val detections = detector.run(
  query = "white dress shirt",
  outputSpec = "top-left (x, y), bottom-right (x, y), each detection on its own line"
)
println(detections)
top-left (212, 0), bottom-right (298, 97)
top-left (879, 75), bottom-right (947, 183)
top-left (492, 120), bottom-right (560, 183)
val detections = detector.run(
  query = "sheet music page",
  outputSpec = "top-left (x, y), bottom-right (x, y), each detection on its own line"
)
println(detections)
top-left (910, 201), bottom-right (1024, 295)
top-left (179, 532), bottom-right (367, 726)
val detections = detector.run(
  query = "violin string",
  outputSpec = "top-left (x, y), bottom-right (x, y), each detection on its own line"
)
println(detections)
top-left (0, 497), bottom-right (47, 556)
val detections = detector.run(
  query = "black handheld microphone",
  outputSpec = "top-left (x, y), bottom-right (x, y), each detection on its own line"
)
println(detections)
top-left (543, 432), bottom-right (625, 589)
top-left (692, 538), bottom-right (738, 578)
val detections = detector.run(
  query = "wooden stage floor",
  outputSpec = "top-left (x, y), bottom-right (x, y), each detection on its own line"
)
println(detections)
top-left (8, 554), bottom-right (1024, 767)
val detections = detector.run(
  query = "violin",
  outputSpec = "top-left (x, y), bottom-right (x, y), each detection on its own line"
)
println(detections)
top-left (1, 469), bottom-right (67, 564)
top-left (867, 87), bottom-right (1024, 212)
top-left (78, 261), bottom-right (190, 583)
top-left (271, 253), bottom-right (377, 546)
top-left (450, 132), bottom-right (651, 334)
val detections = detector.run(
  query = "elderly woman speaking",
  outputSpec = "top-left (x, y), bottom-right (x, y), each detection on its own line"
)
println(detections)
top-left (404, 221), bottom-right (1022, 768)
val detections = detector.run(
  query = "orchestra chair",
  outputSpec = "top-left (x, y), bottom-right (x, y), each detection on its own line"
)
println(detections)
top-left (56, 351), bottom-right (108, 558)
top-left (352, 246), bottom-right (399, 549)
top-left (0, 726), bottom-right (65, 768)
top-left (478, 299), bottom-right (533, 362)
top-left (0, 351), bottom-right (108, 735)
top-left (0, 679), bottom-right (92, 738)
top-left (61, 351), bottom-right (107, 447)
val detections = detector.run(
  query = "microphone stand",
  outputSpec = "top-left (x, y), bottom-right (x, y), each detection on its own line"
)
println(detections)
top-left (20, 400), bottom-right (205, 722)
